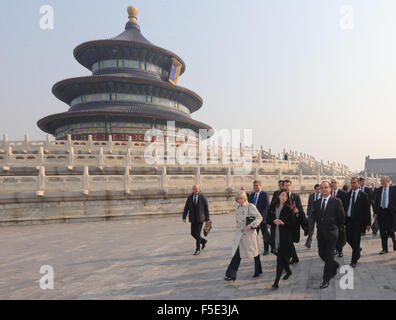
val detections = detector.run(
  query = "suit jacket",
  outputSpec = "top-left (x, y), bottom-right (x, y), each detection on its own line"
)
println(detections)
top-left (312, 197), bottom-right (345, 242)
top-left (373, 186), bottom-right (396, 215)
top-left (248, 190), bottom-right (269, 222)
top-left (307, 192), bottom-right (321, 218)
top-left (331, 189), bottom-right (348, 209)
top-left (344, 190), bottom-right (371, 227)
top-left (290, 193), bottom-right (308, 242)
top-left (183, 193), bottom-right (210, 223)
top-left (267, 205), bottom-right (296, 255)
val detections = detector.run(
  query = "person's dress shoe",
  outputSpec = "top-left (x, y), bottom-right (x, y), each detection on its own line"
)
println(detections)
top-left (282, 271), bottom-right (292, 280)
top-left (320, 281), bottom-right (329, 289)
top-left (338, 252), bottom-right (343, 257)
top-left (290, 258), bottom-right (299, 265)
top-left (193, 250), bottom-right (200, 255)
top-left (263, 249), bottom-right (269, 255)
top-left (272, 282), bottom-right (279, 289)
top-left (350, 262), bottom-right (357, 268)
top-left (201, 241), bottom-right (206, 250)
top-left (253, 271), bottom-right (263, 278)
top-left (224, 276), bottom-right (235, 282)
top-left (305, 242), bottom-right (311, 249)
top-left (379, 250), bottom-right (388, 255)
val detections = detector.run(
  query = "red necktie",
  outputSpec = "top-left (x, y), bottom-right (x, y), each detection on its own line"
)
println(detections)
top-left (333, 191), bottom-right (336, 198)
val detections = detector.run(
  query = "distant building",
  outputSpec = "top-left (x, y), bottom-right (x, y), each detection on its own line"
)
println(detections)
top-left (365, 155), bottom-right (396, 182)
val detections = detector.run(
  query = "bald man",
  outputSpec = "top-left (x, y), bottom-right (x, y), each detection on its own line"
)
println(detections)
top-left (183, 185), bottom-right (210, 255)
top-left (373, 176), bottom-right (396, 254)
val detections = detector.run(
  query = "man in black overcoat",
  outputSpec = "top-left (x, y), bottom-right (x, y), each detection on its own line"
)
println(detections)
top-left (312, 181), bottom-right (345, 289)
top-left (183, 184), bottom-right (210, 255)
top-left (345, 177), bottom-right (371, 267)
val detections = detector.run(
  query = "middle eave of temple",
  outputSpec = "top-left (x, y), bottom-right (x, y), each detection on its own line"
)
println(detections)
top-left (51, 75), bottom-right (203, 113)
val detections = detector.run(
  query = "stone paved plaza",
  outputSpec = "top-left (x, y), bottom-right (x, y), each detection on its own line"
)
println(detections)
top-left (1, 213), bottom-right (396, 300)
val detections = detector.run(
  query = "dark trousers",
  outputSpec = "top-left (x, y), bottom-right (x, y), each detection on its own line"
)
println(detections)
top-left (336, 228), bottom-right (346, 253)
top-left (346, 218), bottom-right (361, 263)
top-left (290, 243), bottom-right (298, 261)
top-left (318, 234), bottom-right (339, 282)
top-left (306, 216), bottom-right (315, 244)
top-left (274, 251), bottom-right (291, 284)
top-left (191, 222), bottom-right (206, 251)
top-left (225, 247), bottom-right (262, 280)
top-left (378, 208), bottom-right (395, 251)
top-left (257, 222), bottom-right (271, 251)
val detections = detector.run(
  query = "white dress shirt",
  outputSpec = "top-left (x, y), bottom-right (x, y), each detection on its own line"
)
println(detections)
top-left (321, 195), bottom-right (331, 211)
top-left (381, 186), bottom-right (390, 209)
top-left (347, 190), bottom-right (359, 217)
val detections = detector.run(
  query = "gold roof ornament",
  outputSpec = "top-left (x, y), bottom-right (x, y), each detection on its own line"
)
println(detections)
top-left (127, 6), bottom-right (138, 23)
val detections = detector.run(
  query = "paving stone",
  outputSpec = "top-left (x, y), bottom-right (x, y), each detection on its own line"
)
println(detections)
top-left (0, 213), bottom-right (395, 299)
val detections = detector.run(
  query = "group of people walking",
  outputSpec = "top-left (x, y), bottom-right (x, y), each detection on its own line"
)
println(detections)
top-left (182, 175), bottom-right (396, 289)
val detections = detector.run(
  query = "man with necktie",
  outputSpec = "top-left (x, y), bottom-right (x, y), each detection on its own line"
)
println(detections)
top-left (305, 184), bottom-right (321, 249)
top-left (373, 176), bottom-right (396, 254)
top-left (270, 180), bottom-right (284, 207)
top-left (248, 180), bottom-right (270, 255)
top-left (330, 178), bottom-right (347, 257)
top-left (183, 185), bottom-right (210, 255)
top-left (358, 177), bottom-right (372, 236)
top-left (312, 181), bottom-right (345, 289)
top-left (345, 177), bottom-right (371, 267)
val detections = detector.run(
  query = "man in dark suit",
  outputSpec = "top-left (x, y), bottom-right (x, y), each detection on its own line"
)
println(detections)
top-left (270, 180), bottom-right (284, 207)
top-left (283, 179), bottom-right (307, 264)
top-left (249, 180), bottom-right (270, 255)
top-left (312, 181), bottom-right (345, 289)
top-left (305, 184), bottom-right (321, 249)
top-left (373, 176), bottom-right (396, 254)
top-left (183, 184), bottom-right (210, 255)
top-left (345, 177), bottom-right (371, 267)
top-left (330, 178), bottom-right (347, 257)
top-left (358, 177), bottom-right (372, 236)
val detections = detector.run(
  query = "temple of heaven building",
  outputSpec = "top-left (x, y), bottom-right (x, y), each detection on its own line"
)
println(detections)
top-left (37, 6), bottom-right (211, 142)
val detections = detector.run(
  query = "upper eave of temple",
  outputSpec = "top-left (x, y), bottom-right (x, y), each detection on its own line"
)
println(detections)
top-left (73, 7), bottom-right (186, 75)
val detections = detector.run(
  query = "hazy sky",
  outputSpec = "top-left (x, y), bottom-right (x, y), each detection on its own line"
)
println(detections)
top-left (1, 0), bottom-right (395, 171)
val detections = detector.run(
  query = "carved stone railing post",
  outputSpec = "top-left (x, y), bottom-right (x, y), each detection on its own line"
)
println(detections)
top-left (278, 168), bottom-right (282, 182)
top-left (83, 166), bottom-right (89, 195)
top-left (2, 134), bottom-right (8, 150)
top-left (299, 168), bottom-right (303, 185)
top-left (108, 135), bottom-right (113, 154)
top-left (98, 147), bottom-right (104, 170)
top-left (126, 148), bottom-right (132, 168)
top-left (161, 166), bottom-right (167, 192)
top-left (22, 134), bottom-right (30, 153)
top-left (66, 134), bottom-right (72, 149)
top-left (68, 147), bottom-right (74, 170)
top-left (36, 166), bottom-right (45, 197)
top-left (317, 167), bottom-right (320, 184)
top-left (195, 166), bottom-right (201, 185)
top-left (38, 147), bottom-right (44, 164)
top-left (128, 136), bottom-right (133, 149)
top-left (226, 167), bottom-right (231, 189)
top-left (87, 135), bottom-right (93, 153)
top-left (44, 134), bottom-right (51, 151)
top-left (124, 167), bottom-right (131, 195)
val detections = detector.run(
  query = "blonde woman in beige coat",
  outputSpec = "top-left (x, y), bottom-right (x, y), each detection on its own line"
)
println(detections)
top-left (224, 191), bottom-right (263, 282)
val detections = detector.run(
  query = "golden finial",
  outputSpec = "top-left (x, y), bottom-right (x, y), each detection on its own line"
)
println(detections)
top-left (127, 6), bottom-right (138, 23)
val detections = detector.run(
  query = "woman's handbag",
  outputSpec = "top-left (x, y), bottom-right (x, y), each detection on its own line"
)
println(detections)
top-left (203, 219), bottom-right (212, 236)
